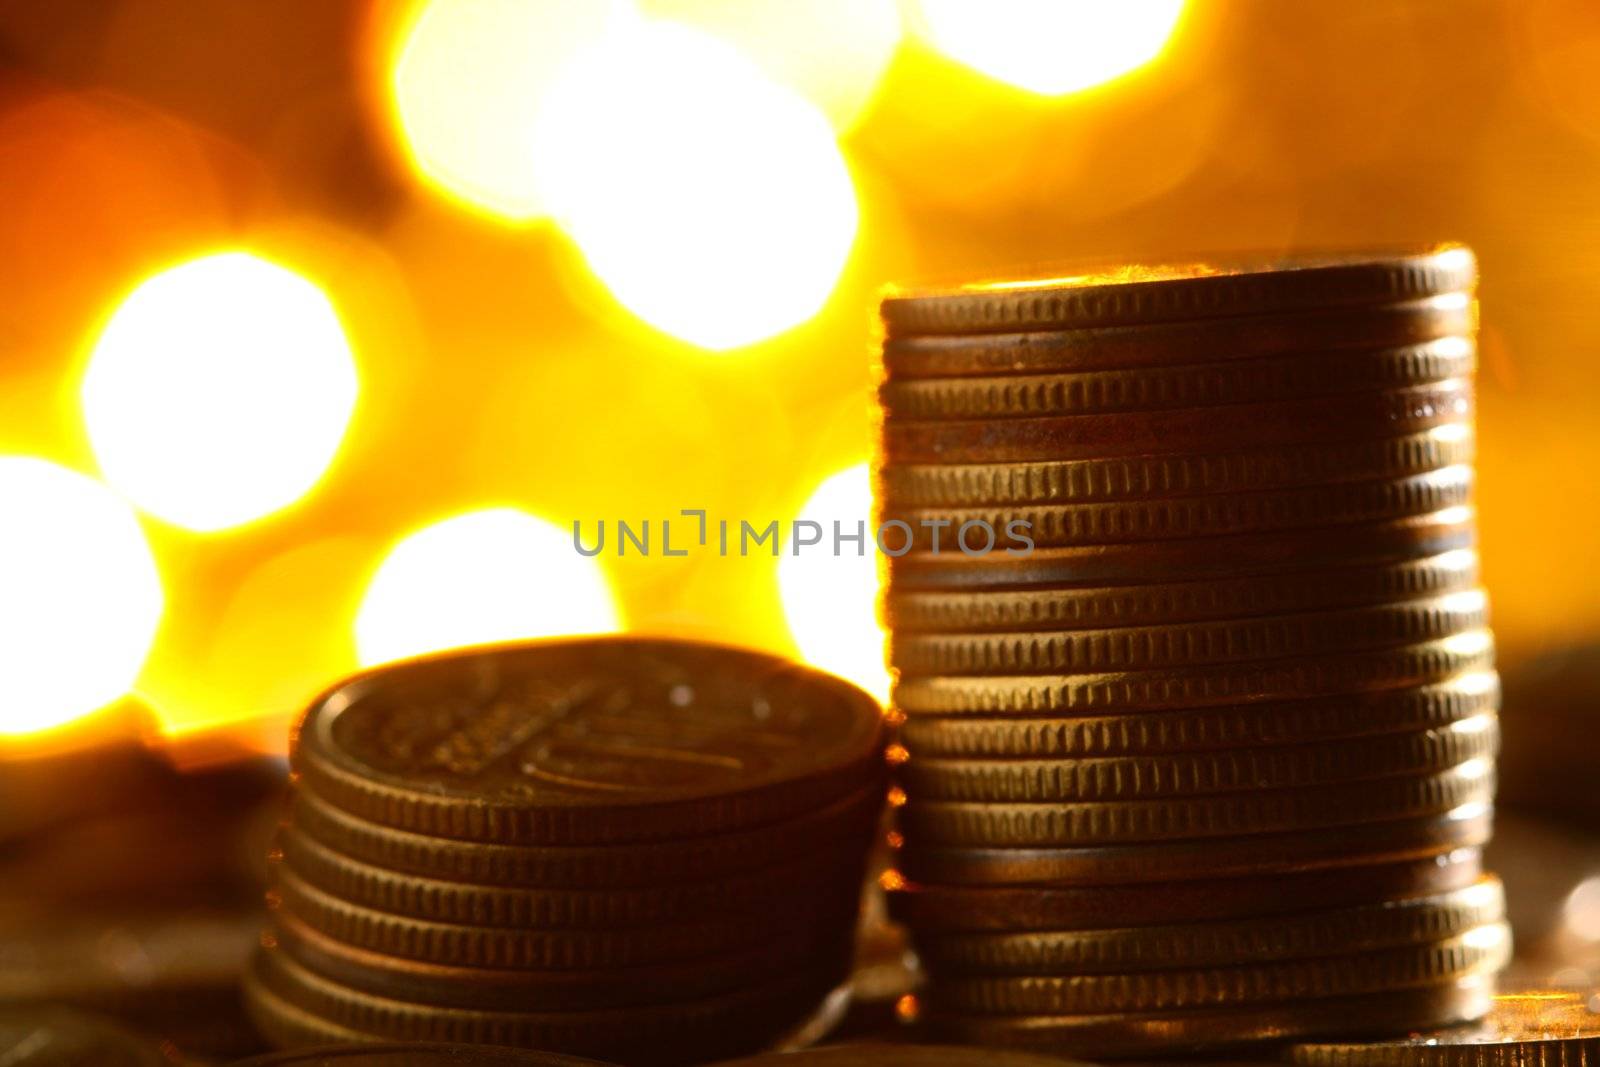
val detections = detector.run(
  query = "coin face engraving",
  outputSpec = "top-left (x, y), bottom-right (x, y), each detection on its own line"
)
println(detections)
top-left (297, 638), bottom-right (885, 840)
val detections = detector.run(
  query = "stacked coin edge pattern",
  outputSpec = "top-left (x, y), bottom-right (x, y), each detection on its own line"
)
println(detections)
top-left (875, 248), bottom-right (1507, 1058)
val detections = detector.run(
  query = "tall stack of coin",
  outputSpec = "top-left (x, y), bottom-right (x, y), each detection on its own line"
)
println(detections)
top-left (875, 249), bottom-right (1508, 1057)
top-left (245, 638), bottom-right (888, 1066)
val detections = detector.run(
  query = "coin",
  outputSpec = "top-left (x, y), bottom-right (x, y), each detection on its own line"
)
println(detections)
top-left (275, 826), bottom-right (864, 928)
top-left (241, 974), bottom-right (609, 1061)
top-left (928, 922), bottom-right (1508, 1014)
top-left (249, 948), bottom-right (847, 1062)
top-left (881, 293), bottom-right (1473, 378)
top-left (885, 508), bottom-right (1476, 588)
top-left (885, 467), bottom-right (1472, 554)
top-left (270, 866), bottom-right (862, 970)
top-left (884, 550), bottom-right (1478, 633)
top-left (897, 759), bottom-right (1493, 846)
top-left (887, 847), bottom-right (1485, 930)
top-left (898, 716), bottom-right (1498, 802)
top-left (288, 783), bottom-right (883, 889)
top-left (292, 637), bottom-right (886, 847)
top-left (880, 248), bottom-right (1475, 336)
top-left (918, 973), bottom-right (1493, 1059)
top-left (911, 878), bottom-right (1503, 974)
top-left (270, 910), bottom-right (853, 1011)
top-left (879, 428), bottom-right (1475, 510)
top-left (887, 472), bottom-right (1475, 559)
top-left (1291, 990), bottom-right (1600, 1067)
top-left (895, 805), bottom-right (1494, 885)
top-left (881, 338), bottom-right (1473, 420)
top-left (893, 631), bottom-right (1495, 714)
top-left (707, 1044), bottom-right (1093, 1066)
top-left (890, 592), bottom-right (1486, 676)
top-left (882, 380), bottom-right (1471, 464)
top-left (235, 1042), bottom-right (614, 1065)
top-left (895, 673), bottom-right (1499, 756)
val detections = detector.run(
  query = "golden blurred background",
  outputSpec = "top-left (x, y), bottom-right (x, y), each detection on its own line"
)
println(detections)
top-left (0, 0), bottom-right (1595, 759)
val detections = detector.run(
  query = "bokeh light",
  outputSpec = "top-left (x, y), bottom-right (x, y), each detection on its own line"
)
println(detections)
top-left (778, 464), bottom-right (888, 703)
top-left (81, 251), bottom-right (360, 533)
top-left (0, 458), bottom-right (163, 735)
top-left (388, 0), bottom-right (616, 222)
top-left (909, 0), bottom-right (1187, 96)
top-left (138, 535), bottom-right (374, 740)
top-left (534, 16), bottom-right (859, 350)
top-left (638, 0), bottom-right (902, 133)
top-left (356, 508), bottom-right (621, 667)
top-left (1564, 875), bottom-right (1600, 942)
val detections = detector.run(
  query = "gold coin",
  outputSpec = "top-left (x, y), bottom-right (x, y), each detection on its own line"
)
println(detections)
top-left (289, 784), bottom-right (883, 889)
top-left (897, 760), bottom-right (1493, 846)
top-left (878, 428), bottom-right (1475, 509)
top-left (890, 592), bottom-right (1485, 677)
top-left (882, 381), bottom-right (1472, 465)
top-left (888, 848), bottom-right (1485, 931)
top-left (912, 878), bottom-right (1503, 974)
top-left (241, 979), bottom-right (622, 1065)
top-left (881, 338), bottom-right (1473, 420)
top-left (244, 971), bottom-right (389, 1050)
top-left (274, 826), bottom-right (861, 928)
top-left (881, 248), bottom-right (1475, 337)
top-left (928, 922), bottom-right (1508, 1015)
top-left (886, 551), bottom-right (1478, 634)
top-left (249, 947), bottom-right (844, 1061)
top-left (898, 716), bottom-right (1498, 802)
top-left (293, 637), bottom-right (885, 847)
top-left (1292, 990), bottom-right (1600, 1067)
top-left (268, 910), bottom-right (851, 1012)
top-left (918, 974), bottom-right (1493, 1060)
top-left (269, 866), bottom-right (861, 970)
top-left (896, 672), bottom-right (1499, 756)
top-left (893, 632), bottom-right (1495, 714)
top-left (883, 466), bottom-right (1472, 551)
top-left (707, 1045), bottom-right (1091, 1067)
top-left (886, 509), bottom-right (1476, 589)
top-left (895, 805), bottom-right (1493, 886)
top-left (881, 293), bottom-right (1474, 379)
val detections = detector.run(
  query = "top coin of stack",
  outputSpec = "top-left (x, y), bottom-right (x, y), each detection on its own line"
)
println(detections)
top-left (874, 248), bottom-right (1507, 1058)
top-left (245, 638), bottom-right (888, 1066)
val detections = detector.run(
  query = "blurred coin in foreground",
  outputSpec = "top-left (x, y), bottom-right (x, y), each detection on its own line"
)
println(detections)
top-left (233, 1041), bottom-right (615, 1065)
top-left (1291, 989), bottom-right (1600, 1067)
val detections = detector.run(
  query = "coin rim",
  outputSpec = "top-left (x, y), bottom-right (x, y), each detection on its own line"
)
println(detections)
top-left (293, 636), bottom-right (886, 847)
top-left (880, 248), bottom-right (1476, 337)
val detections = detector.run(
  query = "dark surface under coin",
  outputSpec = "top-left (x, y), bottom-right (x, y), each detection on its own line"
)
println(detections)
top-left (708, 1042), bottom-right (1091, 1066)
top-left (232, 1042), bottom-right (617, 1065)
top-left (0, 1006), bottom-right (168, 1067)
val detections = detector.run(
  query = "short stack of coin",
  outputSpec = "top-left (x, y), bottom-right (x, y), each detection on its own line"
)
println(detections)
top-left (874, 248), bottom-right (1509, 1057)
top-left (245, 637), bottom-right (888, 1066)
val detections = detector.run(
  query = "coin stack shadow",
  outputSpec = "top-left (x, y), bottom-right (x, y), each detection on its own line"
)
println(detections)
top-left (244, 638), bottom-right (888, 1066)
top-left (874, 248), bottom-right (1509, 1058)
